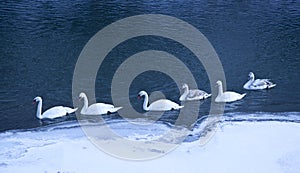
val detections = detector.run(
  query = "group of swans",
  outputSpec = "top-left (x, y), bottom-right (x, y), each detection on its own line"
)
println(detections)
top-left (215, 72), bottom-right (275, 102)
top-left (137, 71), bottom-right (275, 108)
top-left (33, 93), bottom-right (122, 120)
top-left (33, 72), bottom-right (275, 119)
top-left (215, 72), bottom-right (276, 102)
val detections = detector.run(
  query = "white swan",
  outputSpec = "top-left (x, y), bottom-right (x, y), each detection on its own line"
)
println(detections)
top-left (215, 81), bottom-right (246, 103)
top-left (138, 91), bottom-right (184, 111)
top-left (33, 96), bottom-right (77, 119)
top-left (243, 72), bottom-right (276, 90)
top-left (79, 92), bottom-right (122, 115)
top-left (179, 83), bottom-right (211, 101)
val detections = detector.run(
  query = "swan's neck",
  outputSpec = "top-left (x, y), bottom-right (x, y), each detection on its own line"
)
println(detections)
top-left (249, 76), bottom-right (255, 82)
top-left (245, 77), bottom-right (254, 87)
top-left (184, 85), bottom-right (189, 94)
top-left (82, 96), bottom-right (89, 111)
top-left (142, 94), bottom-right (149, 111)
top-left (252, 74), bottom-right (255, 80)
top-left (181, 87), bottom-right (189, 99)
top-left (217, 84), bottom-right (223, 96)
top-left (36, 100), bottom-right (43, 119)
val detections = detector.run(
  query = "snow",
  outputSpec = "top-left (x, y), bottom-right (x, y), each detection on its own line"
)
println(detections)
top-left (0, 114), bottom-right (299, 173)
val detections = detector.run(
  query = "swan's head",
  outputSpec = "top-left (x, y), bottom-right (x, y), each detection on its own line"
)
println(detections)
top-left (79, 92), bottom-right (86, 100)
top-left (182, 83), bottom-right (188, 90)
top-left (33, 96), bottom-right (42, 103)
top-left (216, 80), bottom-right (222, 87)
top-left (138, 91), bottom-right (147, 99)
top-left (248, 72), bottom-right (255, 80)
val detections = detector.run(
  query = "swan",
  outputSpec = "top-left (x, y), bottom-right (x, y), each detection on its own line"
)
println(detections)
top-left (33, 96), bottom-right (77, 119)
top-left (138, 91), bottom-right (184, 111)
top-left (79, 92), bottom-right (122, 115)
top-left (243, 72), bottom-right (276, 90)
top-left (215, 81), bottom-right (246, 103)
top-left (179, 83), bottom-right (211, 101)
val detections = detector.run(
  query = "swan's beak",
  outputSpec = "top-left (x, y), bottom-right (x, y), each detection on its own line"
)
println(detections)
top-left (32, 100), bottom-right (36, 105)
top-left (137, 95), bottom-right (141, 99)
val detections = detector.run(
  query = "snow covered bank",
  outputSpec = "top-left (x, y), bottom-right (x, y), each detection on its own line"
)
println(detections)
top-left (0, 113), bottom-right (299, 173)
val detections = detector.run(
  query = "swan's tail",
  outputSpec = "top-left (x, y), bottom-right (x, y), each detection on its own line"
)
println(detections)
top-left (66, 107), bottom-right (78, 114)
top-left (240, 93), bottom-right (247, 99)
top-left (268, 83), bottom-right (276, 89)
top-left (204, 93), bottom-right (212, 99)
top-left (265, 80), bottom-right (276, 89)
top-left (110, 107), bottom-right (123, 113)
top-left (176, 105), bottom-right (184, 109)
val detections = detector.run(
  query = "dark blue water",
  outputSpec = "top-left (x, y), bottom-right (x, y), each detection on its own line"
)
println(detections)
top-left (0, 0), bottom-right (299, 132)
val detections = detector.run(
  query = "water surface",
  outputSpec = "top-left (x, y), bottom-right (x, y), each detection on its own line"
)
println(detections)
top-left (0, 0), bottom-right (299, 131)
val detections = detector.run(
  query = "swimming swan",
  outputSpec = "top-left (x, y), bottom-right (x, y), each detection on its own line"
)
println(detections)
top-left (79, 92), bottom-right (122, 115)
top-left (243, 72), bottom-right (276, 90)
top-left (33, 96), bottom-right (77, 119)
top-left (179, 83), bottom-right (211, 101)
top-left (215, 81), bottom-right (246, 103)
top-left (138, 91), bottom-right (184, 111)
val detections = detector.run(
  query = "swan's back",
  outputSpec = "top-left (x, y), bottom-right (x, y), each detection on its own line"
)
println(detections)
top-left (253, 79), bottom-right (275, 88)
top-left (149, 99), bottom-right (183, 111)
top-left (42, 106), bottom-right (76, 119)
top-left (90, 103), bottom-right (114, 109)
top-left (216, 91), bottom-right (246, 103)
top-left (180, 89), bottom-right (211, 101)
top-left (188, 89), bottom-right (211, 100)
top-left (82, 103), bottom-right (121, 115)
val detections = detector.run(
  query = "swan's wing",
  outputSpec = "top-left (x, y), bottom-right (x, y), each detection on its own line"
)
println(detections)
top-left (149, 99), bottom-right (181, 111)
top-left (148, 100), bottom-right (168, 110)
top-left (252, 79), bottom-right (269, 87)
top-left (85, 103), bottom-right (119, 115)
top-left (262, 79), bottom-right (275, 86)
top-left (219, 92), bottom-right (246, 102)
top-left (84, 105), bottom-right (102, 115)
top-left (94, 103), bottom-right (115, 108)
top-left (186, 89), bottom-right (211, 100)
top-left (42, 106), bottom-right (68, 119)
top-left (189, 89), bottom-right (208, 97)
